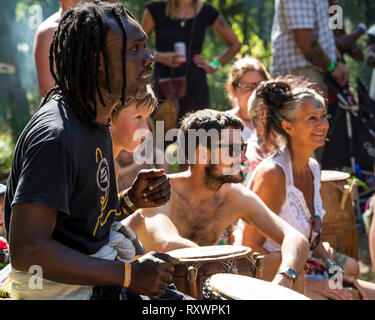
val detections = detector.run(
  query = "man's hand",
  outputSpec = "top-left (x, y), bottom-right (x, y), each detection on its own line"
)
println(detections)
top-left (330, 61), bottom-right (350, 87)
top-left (308, 279), bottom-right (353, 300)
top-left (129, 252), bottom-right (179, 297)
top-left (343, 275), bottom-right (368, 300)
top-left (129, 169), bottom-right (171, 208)
top-left (272, 273), bottom-right (294, 290)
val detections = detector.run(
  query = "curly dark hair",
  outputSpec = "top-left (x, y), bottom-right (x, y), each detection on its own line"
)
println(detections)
top-left (253, 75), bottom-right (325, 152)
top-left (179, 109), bottom-right (244, 163)
top-left (41, 0), bottom-right (136, 128)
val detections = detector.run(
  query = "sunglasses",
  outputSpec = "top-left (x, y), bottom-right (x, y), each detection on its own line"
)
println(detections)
top-left (233, 81), bottom-right (262, 93)
top-left (210, 143), bottom-right (247, 157)
top-left (309, 214), bottom-right (322, 251)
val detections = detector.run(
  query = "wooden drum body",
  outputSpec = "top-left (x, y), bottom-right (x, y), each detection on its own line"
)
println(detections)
top-left (320, 170), bottom-right (358, 259)
top-left (202, 274), bottom-right (309, 300)
top-left (167, 245), bottom-right (263, 300)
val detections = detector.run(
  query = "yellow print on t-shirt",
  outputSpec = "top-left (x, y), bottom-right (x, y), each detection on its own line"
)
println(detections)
top-left (93, 147), bottom-right (121, 236)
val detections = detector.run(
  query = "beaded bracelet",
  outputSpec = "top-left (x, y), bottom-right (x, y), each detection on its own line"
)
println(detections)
top-left (118, 189), bottom-right (136, 217)
top-left (122, 189), bottom-right (137, 213)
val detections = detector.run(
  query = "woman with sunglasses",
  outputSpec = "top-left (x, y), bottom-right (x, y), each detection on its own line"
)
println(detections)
top-left (239, 76), bottom-right (375, 300)
top-left (226, 57), bottom-right (271, 183)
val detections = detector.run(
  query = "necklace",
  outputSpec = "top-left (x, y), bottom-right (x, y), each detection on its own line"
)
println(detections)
top-left (179, 4), bottom-right (191, 28)
top-left (180, 17), bottom-right (187, 28)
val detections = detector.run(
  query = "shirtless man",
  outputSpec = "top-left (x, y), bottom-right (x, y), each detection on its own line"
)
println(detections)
top-left (130, 109), bottom-right (310, 291)
top-left (34, 0), bottom-right (118, 97)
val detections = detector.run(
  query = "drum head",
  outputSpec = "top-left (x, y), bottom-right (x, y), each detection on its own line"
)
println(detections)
top-left (207, 274), bottom-right (309, 300)
top-left (167, 245), bottom-right (252, 263)
top-left (321, 170), bottom-right (350, 182)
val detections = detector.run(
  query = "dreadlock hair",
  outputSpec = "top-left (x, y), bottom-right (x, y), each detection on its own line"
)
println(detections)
top-left (41, 0), bottom-right (137, 129)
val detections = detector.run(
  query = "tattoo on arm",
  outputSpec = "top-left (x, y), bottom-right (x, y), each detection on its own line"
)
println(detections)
top-left (304, 40), bottom-right (331, 70)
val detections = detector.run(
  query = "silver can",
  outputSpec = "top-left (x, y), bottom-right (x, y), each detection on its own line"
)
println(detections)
top-left (174, 42), bottom-right (187, 63)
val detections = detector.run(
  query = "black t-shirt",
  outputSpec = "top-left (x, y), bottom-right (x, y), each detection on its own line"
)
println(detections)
top-left (146, 1), bottom-right (220, 78)
top-left (4, 95), bottom-right (118, 255)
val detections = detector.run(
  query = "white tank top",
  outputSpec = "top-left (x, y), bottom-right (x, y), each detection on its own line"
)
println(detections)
top-left (247, 147), bottom-right (326, 253)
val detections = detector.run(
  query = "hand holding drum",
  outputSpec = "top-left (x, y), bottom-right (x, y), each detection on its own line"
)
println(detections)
top-left (129, 252), bottom-right (179, 297)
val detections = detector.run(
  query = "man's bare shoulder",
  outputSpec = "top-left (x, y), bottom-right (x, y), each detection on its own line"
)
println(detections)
top-left (167, 171), bottom-right (192, 193)
top-left (35, 11), bottom-right (61, 40)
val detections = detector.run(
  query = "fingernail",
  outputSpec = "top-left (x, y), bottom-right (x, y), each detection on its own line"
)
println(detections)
top-left (143, 193), bottom-right (147, 197)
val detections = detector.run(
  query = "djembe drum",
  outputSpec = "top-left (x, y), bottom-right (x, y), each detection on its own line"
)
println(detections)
top-left (167, 245), bottom-right (263, 299)
top-left (320, 170), bottom-right (358, 259)
top-left (202, 274), bottom-right (309, 300)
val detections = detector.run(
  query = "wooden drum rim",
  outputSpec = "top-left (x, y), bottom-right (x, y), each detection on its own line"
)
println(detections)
top-left (167, 245), bottom-right (253, 264)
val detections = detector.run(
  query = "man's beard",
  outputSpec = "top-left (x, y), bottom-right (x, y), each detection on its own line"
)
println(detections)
top-left (203, 164), bottom-right (244, 191)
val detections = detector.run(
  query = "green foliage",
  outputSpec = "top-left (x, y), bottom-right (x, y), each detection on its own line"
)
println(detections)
top-left (0, 133), bottom-right (14, 174)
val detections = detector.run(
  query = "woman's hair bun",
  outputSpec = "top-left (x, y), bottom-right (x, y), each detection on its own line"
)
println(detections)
top-left (257, 80), bottom-right (291, 110)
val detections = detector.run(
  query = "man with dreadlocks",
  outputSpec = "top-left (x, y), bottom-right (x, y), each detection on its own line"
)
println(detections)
top-left (4, 1), bottom-right (185, 300)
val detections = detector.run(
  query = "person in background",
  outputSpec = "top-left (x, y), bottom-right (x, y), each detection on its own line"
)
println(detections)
top-left (226, 56), bottom-right (271, 182)
top-left (239, 77), bottom-right (375, 300)
top-left (130, 109), bottom-right (310, 294)
top-left (271, 0), bottom-right (349, 98)
top-left (34, 0), bottom-right (118, 97)
top-left (141, 0), bottom-right (241, 122)
top-left (218, 57), bottom-right (271, 246)
top-left (329, 0), bottom-right (366, 63)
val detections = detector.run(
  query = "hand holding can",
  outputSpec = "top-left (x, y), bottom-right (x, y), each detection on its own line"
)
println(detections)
top-left (174, 42), bottom-right (187, 63)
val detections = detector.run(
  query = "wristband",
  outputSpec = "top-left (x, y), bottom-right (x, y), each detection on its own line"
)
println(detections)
top-left (209, 59), bottom-right (222, 70)
top-left (325, 258), bottom-right (341, 271)
top-left (358, 25), bottom-right (366, 35)
top-left (118, 192), bottom-right (131, 217)
top-left (122, 188), bottom-right (137, 213)
top-left (119, 189), bottom-right (137, 216)
top-left (326, 61), bottom-right (336, 73)
top-left (123, 262), bottom-right (131, 288)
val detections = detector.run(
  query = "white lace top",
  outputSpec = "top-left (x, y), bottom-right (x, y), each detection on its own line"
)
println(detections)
top-left (246, 147), bottom-right (326, 253)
